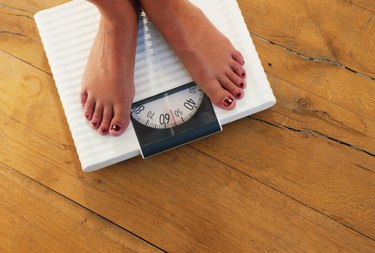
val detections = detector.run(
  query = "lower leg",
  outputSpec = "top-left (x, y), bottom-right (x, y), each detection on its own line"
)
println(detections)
top-left (140, 0), bottom-right (246, 110)
top-left (81, 0), bottom-right (138, 136)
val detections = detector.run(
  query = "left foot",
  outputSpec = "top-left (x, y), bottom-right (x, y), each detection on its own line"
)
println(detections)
top-left (81, 0), bottom-right (138, 136)
top-left (140, 0), bottom-right (247, 110)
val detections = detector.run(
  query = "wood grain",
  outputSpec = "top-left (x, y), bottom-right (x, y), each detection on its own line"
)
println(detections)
top-left (238, 0), bottom-right (375, 78)
top-left (2, 121), bottom-right (375, 252)
top-left (192, 116), bottom-right (375, 238)
top-left (0, 163), bottom-right (161, 253)
top-left (0, 2), bottom-right (53, 74)
top-left (253, 37), bottom-right (375, 154)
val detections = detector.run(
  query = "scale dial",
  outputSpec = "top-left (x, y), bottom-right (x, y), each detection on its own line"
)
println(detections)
top-left (130, 82), bottom-right (222, 158)
top-left (131, 85), bottom-right (204, 129)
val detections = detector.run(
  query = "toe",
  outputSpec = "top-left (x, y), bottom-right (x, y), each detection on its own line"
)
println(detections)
top-left (84, 96), bottom-right (95, 121)
top-left (200, 80), bottom-right (236, 110)
top-left (98, 107), bottom-right (113, 135)
top-left (90, 104), bottom-right (103, 129)
top-left (227, 70), bottom-right (246, 89)
top-left (80, 90), bottom-right (88, 107)
top-left (219, 75), bottom-right (244, 100)
top-left (231, 61), bottom-right (247, 78)
top-left (232, 50), bottom-right (245, 65)
top-left (109, 103), bottom-right (131, 137)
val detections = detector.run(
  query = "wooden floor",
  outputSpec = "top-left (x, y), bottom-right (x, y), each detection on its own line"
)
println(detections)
top-left (1, 0), bottom-right (375, 252)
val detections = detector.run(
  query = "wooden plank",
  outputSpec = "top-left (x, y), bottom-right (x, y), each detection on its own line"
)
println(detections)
top-left (253, 37), bottom-right (375, 154)
top-left (0, 7), bottom-right (48, 75)
top-left (1, 52), bottom-right (375, 252)
top-left (0, 0), bottom-right (69, 74)
top-left (0, 50), bottom-right (70, 150)
top-left (191, 117), bottom-right (375, 240)
top-left (0, 163), bottom-right (162, 253)
top-left (261, 75), bottom-right (375, 154)
top-left (0, 0), bottom-right (68, 12)
top-left (2, 115), bottom-right (375, 252)
top-left (238, 0), bottom-right (375, 78)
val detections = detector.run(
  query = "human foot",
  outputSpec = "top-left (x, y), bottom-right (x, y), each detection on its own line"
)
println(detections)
top-left (81, 0), bottom-right (138, 136)
top-left (140, 0), bottom-right (246, 110)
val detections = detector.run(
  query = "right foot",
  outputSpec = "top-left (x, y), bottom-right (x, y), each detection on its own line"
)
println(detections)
top-left (81, 0), bottom-right (138, 136)
top-left (141, 0), bottom-right (247, 110)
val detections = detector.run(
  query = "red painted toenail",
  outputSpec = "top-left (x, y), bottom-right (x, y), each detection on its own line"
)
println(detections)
top-left (223, 97), bottom-right (234, 107)
top-left (92, 122), bottom-right (98, 127)
top-left (101, 129), bottom-right (107, 134)
top-left (240, 83), bottom-right (245, 88)
top-left (85, 113), bottom-right (90, 119)
top-left (242, 60), bottom-right (245, 65)
top-left (242, 73), bottom-right (246, 77)
top-left (236, 92), bottom-right (242, 98)
top-left (111, 124), bottom-right (121, 132)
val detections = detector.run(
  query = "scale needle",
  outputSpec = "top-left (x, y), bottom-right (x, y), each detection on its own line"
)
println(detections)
top-left (170, 109), bottom-right (177, 126)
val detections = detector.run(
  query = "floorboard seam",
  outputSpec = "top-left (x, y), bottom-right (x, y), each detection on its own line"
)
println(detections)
top-left (269, 108), bottom-right (369, 138)
top-left (0, 161), bottom-right (168, 253)
top-left (188, 145), bottom-right (375, 243)
top-left (343, 0), bottom-right (375, 13)
top-left (249, 115), bottom-right (375, 158)
top-left (0, 30), bottom-right (30, 39)
top-left (1, 49), bottom-right (52, 76)
top-left (250, 32), bottom-right (375, 81)
top-left (2, 11), bottom-right (34, 20)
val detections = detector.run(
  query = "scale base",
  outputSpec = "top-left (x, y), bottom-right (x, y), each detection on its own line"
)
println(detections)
top-left (139, 119), bottom-right (222, 158)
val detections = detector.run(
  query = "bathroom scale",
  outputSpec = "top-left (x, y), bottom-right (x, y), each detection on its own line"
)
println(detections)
top-left (35, 0), bottom-right (276, 172)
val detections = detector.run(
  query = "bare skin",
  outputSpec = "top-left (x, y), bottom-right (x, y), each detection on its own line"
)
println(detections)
top-left (81, 0), bottom-right (138, 136)
top-left (82, 0), bottom-right (246, 136)
top-left (140, 0), bottom-right (247, 109)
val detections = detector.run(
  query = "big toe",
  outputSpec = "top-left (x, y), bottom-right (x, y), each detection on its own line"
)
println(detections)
top-left (109, 103), bottom-right (131, 137)
top-left (84, 95), bottom-right (95, 120)
top-left (203, 80), bottom-right (236, 110)
top-left (80, 90), bottom-right (88, 107)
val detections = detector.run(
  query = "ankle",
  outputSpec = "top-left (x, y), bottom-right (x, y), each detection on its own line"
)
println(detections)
top-left (90, 0), bottom-right (138, 24)
top-left (98, 9), bottom-right (138, 35)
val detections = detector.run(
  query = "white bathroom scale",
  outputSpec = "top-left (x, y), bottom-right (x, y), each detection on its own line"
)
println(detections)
top-left (35, 0), bottom-right (276, 172)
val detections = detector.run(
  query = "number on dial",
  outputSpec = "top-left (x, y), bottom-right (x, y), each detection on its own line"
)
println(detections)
top-left (131, 85), bottom-right (204, 129)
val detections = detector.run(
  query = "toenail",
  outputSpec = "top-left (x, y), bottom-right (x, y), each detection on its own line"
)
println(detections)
top-left (236, 92), bottom-right (242, 98)
top-left (242, 60), bottom-right (245, 65)
top-left (85, 113), bottom-right (90, 119)
top-left (92, 122), bottom-right (98, 127)
top-left (111, 124), bottom-right (121, 132)
top-left (242, 73), bottom-right (246, 77)
top-left (240, 83), bottom-right (245, 88)
top-left (101, 129), bottom-right (107, 134)
top-left (223, 97), bottom-right (234, 107)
